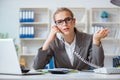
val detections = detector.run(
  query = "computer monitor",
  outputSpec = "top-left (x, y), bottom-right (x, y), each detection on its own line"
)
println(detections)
top-left (0, 39), bottom-right (22, 75)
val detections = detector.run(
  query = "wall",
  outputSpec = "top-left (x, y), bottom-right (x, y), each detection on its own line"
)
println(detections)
top-left (0, 0), bottom-right (117, 43)
top-left (0, 0), bottom-right (118, 67)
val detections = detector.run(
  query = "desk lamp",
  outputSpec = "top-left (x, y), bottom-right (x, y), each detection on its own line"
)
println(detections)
top-left (111, 0), bottom-right (120, 6)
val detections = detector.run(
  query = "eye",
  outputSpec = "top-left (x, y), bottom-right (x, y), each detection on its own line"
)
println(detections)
top-left (56, 20), bottom-right (63, 24)
top-left (65, 17), bottom-right (72, 21)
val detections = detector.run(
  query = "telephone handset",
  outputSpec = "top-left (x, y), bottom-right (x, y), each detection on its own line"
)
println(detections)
top-left (56, 32), bottom-right (63, 41)
top-left (55, 25), bottom-right (64, 41)
top-left (74, 51), bottom-right (101, 69)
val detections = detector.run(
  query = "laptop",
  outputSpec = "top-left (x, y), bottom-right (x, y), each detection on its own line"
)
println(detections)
top-left (0, 39), bottom-right (43, 75)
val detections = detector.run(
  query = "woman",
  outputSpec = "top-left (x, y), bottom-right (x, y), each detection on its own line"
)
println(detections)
top-left (33, 7), bottom-right (109, 70)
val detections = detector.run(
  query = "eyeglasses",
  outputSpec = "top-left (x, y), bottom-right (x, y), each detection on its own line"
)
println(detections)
top-left (55, 17), bottom-right (73, 25)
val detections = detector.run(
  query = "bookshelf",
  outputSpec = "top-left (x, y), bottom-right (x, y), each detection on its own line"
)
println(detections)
top-left (18, 7), bottom-right (120, 68)
top-left (19, 8), bottom-right (50, 68)
top-left (69, 7), bottom-right (88, 33)
top-left (90, 7), bottom-right (120, 67)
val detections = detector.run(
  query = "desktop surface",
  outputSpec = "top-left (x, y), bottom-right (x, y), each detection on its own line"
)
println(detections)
top-left (0, 71), bottom-right (120, 80)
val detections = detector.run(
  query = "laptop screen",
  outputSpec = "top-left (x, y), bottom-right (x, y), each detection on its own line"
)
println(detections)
top-left (0, 39), bottom-right (22, 74)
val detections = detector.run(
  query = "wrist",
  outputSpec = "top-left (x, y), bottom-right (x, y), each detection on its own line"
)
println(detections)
top-left (42, 40), bottom-right (51, 50)
top-left (93, 39), bottom-right (101, 46)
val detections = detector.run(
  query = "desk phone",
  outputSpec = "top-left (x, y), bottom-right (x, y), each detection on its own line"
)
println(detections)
top-left (94, 67), bottom-right (120, 74)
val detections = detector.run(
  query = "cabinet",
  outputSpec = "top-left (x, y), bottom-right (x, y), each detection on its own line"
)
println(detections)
top-left (69, 8), bottom-right (88, 33)
top-left (19, 8), bottom-right (50, 69)
top-left (90, 7), bottom-right (120, 67)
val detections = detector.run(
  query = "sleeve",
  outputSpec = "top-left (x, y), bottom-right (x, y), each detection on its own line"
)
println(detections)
top-left (33, 46), bottom-right (54, 70)
top-left (88, 35), bottom-right (104, 68)
top-left (91, 44), bottom-right (104, 67)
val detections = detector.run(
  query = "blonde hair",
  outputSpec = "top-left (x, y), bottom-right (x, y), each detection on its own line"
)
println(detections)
top-left (53, 7), bottom-right (74, 22)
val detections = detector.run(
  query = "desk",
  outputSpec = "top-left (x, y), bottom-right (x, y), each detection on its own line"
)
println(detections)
top-left (0, 71), bottom-right (120, 80)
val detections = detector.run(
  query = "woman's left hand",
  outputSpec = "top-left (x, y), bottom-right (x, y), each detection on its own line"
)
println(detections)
top-left (93, 28), bottom-right (110, 46)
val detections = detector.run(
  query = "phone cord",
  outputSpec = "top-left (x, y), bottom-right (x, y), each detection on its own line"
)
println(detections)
top-left (74, 51), bottom-right (101, 69)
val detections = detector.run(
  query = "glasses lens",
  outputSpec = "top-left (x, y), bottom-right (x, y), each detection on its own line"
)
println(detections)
top-left (65, 17), bottom-right (73, 22)
top-left (55, 20), bottom-right (63, 25)
top-left (55, 17), bottom-right (73, 25)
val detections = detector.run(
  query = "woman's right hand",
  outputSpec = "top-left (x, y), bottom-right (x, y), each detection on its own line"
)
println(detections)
top-left (47, 25), bottom-right (60, 42)
top-left (42, 25), bottom-right (59, 50)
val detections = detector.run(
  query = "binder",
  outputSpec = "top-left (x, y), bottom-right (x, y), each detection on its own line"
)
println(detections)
top-left (19, 10), bottom-right (34, 22)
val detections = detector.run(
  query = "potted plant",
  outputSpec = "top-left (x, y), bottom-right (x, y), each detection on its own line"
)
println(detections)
top-left (101, 11), bottom-right (109, 22)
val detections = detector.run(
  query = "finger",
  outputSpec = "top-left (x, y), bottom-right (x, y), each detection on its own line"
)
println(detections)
top-left (102, 33), bottom-right (108, 38)
top-left (99, 28), bottom-right (108, 34)
top-left (101, 30), bottom-right (110, 38)
top-left (95, 29), bottom-right (101, 33)
top-left (106, 29), bottom-right (110, 33)
top-left (103, 29), bottom-right (110, 35)
top-left (97, 30), bottom-right (104, 35)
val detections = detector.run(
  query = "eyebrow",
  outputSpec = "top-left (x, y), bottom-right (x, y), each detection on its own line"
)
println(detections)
top-left (55, 17), bottom-right (72, 21)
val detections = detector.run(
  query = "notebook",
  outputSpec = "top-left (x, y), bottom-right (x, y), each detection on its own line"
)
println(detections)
top-left (0, 39), bottom-right (43, 75)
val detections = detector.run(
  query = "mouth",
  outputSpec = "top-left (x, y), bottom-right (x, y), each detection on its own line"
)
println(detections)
top-left (63, 28), bottom-right (69, 32)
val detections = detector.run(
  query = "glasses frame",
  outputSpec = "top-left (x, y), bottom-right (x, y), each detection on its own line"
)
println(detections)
top-left (55, 17), bottom-right (74, 26)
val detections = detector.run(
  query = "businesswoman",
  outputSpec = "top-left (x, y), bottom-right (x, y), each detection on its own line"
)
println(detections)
top-left (33, 7), bottom-right (109, 70)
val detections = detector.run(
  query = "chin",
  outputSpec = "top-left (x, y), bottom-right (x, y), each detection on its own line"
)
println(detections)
top-left (63, 32), bottom-right (70, 35)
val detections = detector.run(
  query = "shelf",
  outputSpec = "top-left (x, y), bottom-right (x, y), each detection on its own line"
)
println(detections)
top-left (90, 7), bottom-right (120, 22)
top-left (19, 7), bottom-right (50, 68)
top-left (20, 54), bottom-right (36, 56)
top-left (19, 8), bottom-right (49, 23)
top-left (101, 38), bottom-right (120, 40)
top-left (90, 7), bottom-right (120, 58)
top-left (20, 22), bottom-right (49, 25)
top-left (105, 54), bottom-right (120, 57)
top-left (20, 38), bottom-right (46, 41)
top-left (91, 22), bottom-right (120, 24)
top-left (69, 7), bottom-right (88, 33)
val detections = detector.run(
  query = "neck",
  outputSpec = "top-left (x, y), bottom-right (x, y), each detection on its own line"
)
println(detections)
top-left (64, 32), bottom-right (75, 44)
